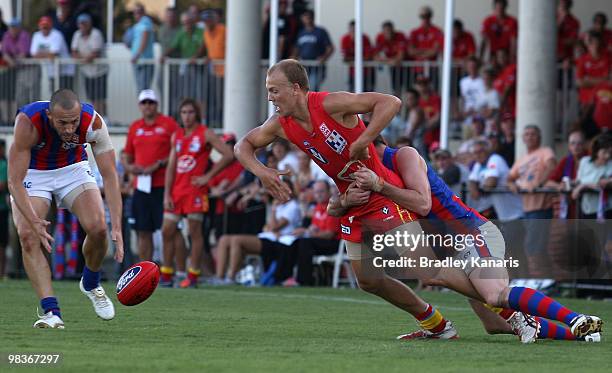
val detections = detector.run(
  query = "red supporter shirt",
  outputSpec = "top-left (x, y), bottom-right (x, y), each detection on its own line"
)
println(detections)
top-left (208, 160), bottom-right (244, 213)
top-left (481, 14), bottom-right (518, 58)
top-left (171, 124), bottom-right (211, 198)
top-left (557, 14), bottom-right (580, 61)
top-left (408, 25), bottom-right (444, 61)
top-left (593, 82), bottom-right (612, 130)
top-left (453, 31), bottom-right (476, 60)
top-left (374, 32), bottom-right (406, 59)
top-left (311, 202), bottom-right (341, 239)
top-left (576, 53), bottom-right (610, 104)
top-left (340, 32), bottom-right (374, 75)
top-left (124, 114), bottom-right (178, 188)
top-left (419, 93), bottom-right (441, 148)
top-left (493, 63), bottom-right (517, 115)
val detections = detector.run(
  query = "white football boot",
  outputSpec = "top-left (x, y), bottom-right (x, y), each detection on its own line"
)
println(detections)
top-left (79, 279), bottom-right (115, 320)
top-left (397, 320), bottom-right (459, 340)
top-left (33, 310), bottom-right (65, 329)
top-left (508, 312), bottom-right (540, 344)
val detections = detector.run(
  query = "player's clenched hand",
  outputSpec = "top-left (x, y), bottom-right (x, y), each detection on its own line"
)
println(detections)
top-left (349, 140), bottom-right (370, 161)
top-left (111, 228), bottom-right (124, 263)
top-left (352, 166), bottom-right (381, 192)
top-left (33, 218), bottom-right (54, 253)
top-left (344, 182), bottom-right (370, 207)
top-left (259, 167), bottom-right (292, 203)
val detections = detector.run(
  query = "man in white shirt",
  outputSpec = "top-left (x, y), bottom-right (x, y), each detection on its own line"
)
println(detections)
top-left (71, 13), bottom-right (109, 115)
top-left (459, 56), bottom-right (486, 120)
top-left (30, 16), bottom-right (75, 90)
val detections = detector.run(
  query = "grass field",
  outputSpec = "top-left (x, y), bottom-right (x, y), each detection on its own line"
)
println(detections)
top-left (0, 280), bottom-right (610, 372)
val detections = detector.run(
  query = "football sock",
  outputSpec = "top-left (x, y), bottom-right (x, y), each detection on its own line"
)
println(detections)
top-left (160, 266), bottom-right (174, 282)
top-left (507, 287), bottom-right (579, 327)
top-left (535, 317), bottom-right (576, 340)
top-left (41, 297), bottom-right (61, 318)
top-left (82, 266), bottom-right (101, 291)
top-left (187, 268), bottom-right (201, 283)
top-left (483, 304), bottom-right (516, 320)
top-left (416, 304), bottom-right (447, 333)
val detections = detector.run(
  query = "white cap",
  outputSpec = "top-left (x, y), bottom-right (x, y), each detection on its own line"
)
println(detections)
top-left (138, 89), bottom-right (158, 103)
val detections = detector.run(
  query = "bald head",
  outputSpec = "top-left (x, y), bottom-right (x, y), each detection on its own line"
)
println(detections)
top-left (50, 89), bottom-right (80, 113)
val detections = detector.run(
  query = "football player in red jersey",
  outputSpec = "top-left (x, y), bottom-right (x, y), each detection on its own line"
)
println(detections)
top-left (235, 59), bottom-right (459, 339)
top-left (9, 89), bottom-right (123, 328)
top-left (160, 99), bottom-right (233, 288)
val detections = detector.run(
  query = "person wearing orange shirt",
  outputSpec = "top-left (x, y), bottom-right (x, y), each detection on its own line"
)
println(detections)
top-left (197, 9), bottom-right (226, 126)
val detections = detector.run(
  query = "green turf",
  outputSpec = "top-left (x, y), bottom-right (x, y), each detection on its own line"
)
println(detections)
top-left (0, 280), bottom-right (610, 372)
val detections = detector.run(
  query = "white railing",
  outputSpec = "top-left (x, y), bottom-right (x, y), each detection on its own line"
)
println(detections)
top-left (0, 58), bottom-right (578, 139)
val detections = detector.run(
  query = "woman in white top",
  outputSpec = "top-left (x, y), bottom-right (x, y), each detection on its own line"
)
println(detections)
top-left (572, 133), bottom-right (612, 218)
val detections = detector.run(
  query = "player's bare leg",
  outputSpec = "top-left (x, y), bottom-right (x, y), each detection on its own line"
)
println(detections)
top-left (137, 231), bottom-right (153, 261)
top-left (468, 299), bottom-right (513, 334)
top-left (160, 217), bottom-right (178, 286)
top-left (179, 218), bottom-right (205, 288)
top-left (174, 229), bottom-right (187, 274)
top-left (12, 197), bottom-right (54, 297)
top-left (71, 188), bottom-right (115, 320)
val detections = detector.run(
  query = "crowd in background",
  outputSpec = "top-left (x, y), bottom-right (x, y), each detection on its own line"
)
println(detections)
top-left (0, 0), bottom-right (611, 288)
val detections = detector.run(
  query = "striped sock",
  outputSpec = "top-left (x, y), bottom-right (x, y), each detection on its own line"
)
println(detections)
top-left (535, 317), bottom-right (576, 340)
top-left (483, 304), bottom-right (516, 321)
top-left (507, 287), bottom-right (579, 327)
top-left (188, 268), bottom-right (201, 283)
top-left (160, 266), bottom-right (174, 282)
top-left (415, 304), bottom-right (447, 333)
top-left (41, 297), bottom-right (61, 318)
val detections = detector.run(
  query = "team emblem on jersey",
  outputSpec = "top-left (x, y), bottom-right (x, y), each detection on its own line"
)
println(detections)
top-left (177, 155), bottom-right (196, 173)
top-left (319, 123), bottom-right (331, 137)
top-left (154, 127), bottom-right (166, 135)
top-left (325, 130), bottom-right (347, 154)
top-left (303, 141), bottom-right (328, 164)
top-left (136, 128), bottom-right (145, 136)
top-left (61, 134), bottom-right (81, 150)
top-left (189, 137), bottom-right (201, 153)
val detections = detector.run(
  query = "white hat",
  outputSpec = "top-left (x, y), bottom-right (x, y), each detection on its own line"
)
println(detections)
top-left (138, 89), bottom-right (158, 103)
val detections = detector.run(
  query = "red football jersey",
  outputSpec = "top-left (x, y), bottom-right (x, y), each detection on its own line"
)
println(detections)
top-left (374, 32), bottom-right (406, 59)
top-left (593, 82), bottom-right (612, 130)
top-left (171, 124), bottom-right (211, 199)
top-left (279, 92), bottom-right (417, 242)
top-left (481, 14), bottom-right (518, 58)
top-left (557, 14), bottom-right (580, 61)
top-left (408, 25), bottom-right (444, 61)
top-left (453, 31), bottom-right (476, 60)
top-left (576, 53), bottom-right (610, 104)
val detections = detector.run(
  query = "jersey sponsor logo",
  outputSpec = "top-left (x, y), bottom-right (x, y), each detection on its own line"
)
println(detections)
top-left (319, 123), bottom-right (331, 137)
top-left (382, 206), bottom-right (389, 215)
top-left (189, 137), bottom-right (201, 153)
top-left (136, 128), bottom-right (145, 136)
top-left (154, 127), bottom-right (166, 135)
top-left (302, 140), bottom-right (328, 164)
top-left (177, 155), bottom-right (197, 173)
top-left (341, 224), bottom-right (351, 235)
top-left (116, 265), bottom-right (141, 294)
top-left (325, 130), bottom-right (348, 154)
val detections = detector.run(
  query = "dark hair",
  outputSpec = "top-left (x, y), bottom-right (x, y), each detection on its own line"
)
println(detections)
top-left (273, 138), bottom-right (291, 151)
top-left (382, 20), bottom-right (394, 30)
top-left (590, 133), bottom-right (612, 162)
top-left (467, 55), bottom-right (480, 66)
top-left (50, 89), bottom-right (80, 111)
top-left (302, 10), bottom-right (314, 19)
top-left (594, 12), bottom-right (607, 26)
top-left (493, 0), bottom-right (507, 8)
top-left (453, 19), bottom-right (464, 30)
top-left (178, 98), bottom-right (202, 123)
top-left (406, 88), bottom-right (420, 101)
top-left (268, 59), bottom-right (309, 91)
top-left (373, 135), bottom-right (387, 147)
top-left (588, 30), bottom-right (603, 44)
top-left (349, 19), bottom-right (355, 27)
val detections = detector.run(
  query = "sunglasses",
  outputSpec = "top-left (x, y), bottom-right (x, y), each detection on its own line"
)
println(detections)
top-left (140, 100), bottom-right (157, 105)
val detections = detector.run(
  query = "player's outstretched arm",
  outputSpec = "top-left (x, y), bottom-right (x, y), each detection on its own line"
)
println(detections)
top-left (8, 113), bottom-right (55, 252)
top-left (234, 116), bottom-right (292, 202)
top-left (323, 92), bottom-right (402, 160)
top-left (89, 114), bottom-right (123, 262)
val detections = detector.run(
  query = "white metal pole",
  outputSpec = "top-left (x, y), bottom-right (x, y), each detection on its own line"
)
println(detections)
top-left (267, 0), bottom-right (279, 117)
top-left (439, 0), bottom-right (455, 150)
top-left (354, 0), bottom-right (363, 93)
top-left (107, 0), bottom-right (114, 44)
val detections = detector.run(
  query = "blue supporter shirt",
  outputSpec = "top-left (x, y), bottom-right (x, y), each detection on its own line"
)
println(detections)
top-left (131, 16), bottom-right (154, 59)
top-left (296, 27), bottom-right (331, 60)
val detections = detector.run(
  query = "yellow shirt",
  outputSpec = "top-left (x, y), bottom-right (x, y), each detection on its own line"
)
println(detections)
top-left (204, 24), bottom-right (226, 76)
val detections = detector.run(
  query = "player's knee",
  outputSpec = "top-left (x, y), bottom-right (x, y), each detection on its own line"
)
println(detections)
top-left (84, 222), bottom-right (107, 241)
top-left (18, 231), bottom-right (41, 253)
top-left (162, 223), bottom-right (176, 238)
top-left (482, 292), bottom-right (502, 307)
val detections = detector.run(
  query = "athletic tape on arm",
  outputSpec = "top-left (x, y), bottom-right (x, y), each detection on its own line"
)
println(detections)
top-left (86, 113), bottom-right (114, 155)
